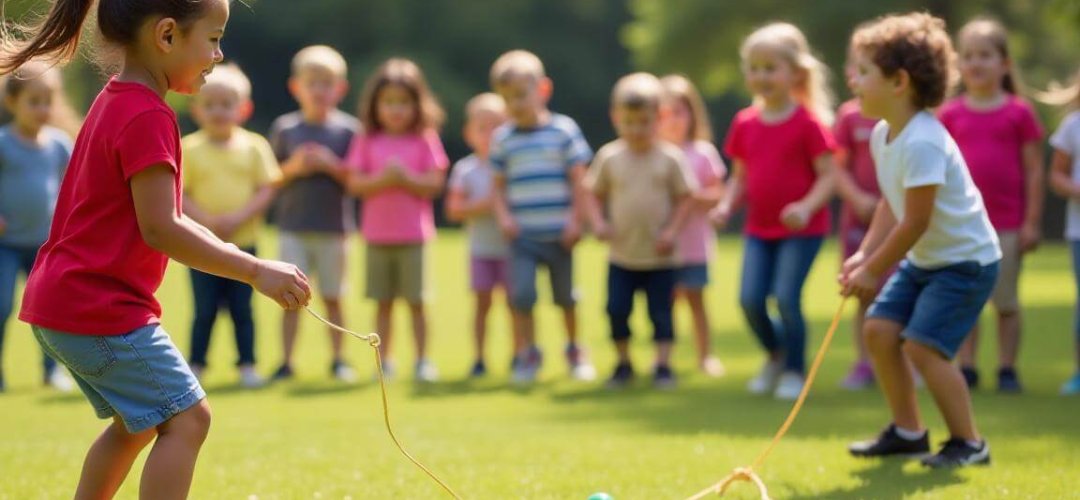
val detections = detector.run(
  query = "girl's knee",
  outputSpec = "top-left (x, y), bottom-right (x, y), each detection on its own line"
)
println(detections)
top-left (161, 400), bottom-right (212, 442)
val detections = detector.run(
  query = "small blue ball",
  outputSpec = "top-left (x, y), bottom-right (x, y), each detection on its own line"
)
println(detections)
top-left (588, 493), bottom-right (613, 500)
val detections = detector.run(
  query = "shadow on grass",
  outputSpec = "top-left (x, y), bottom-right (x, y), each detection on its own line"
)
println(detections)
top-left (286, 380), bottom-right (375, 398)
top-left (409, 378), bottom-right (559, 398)
top-left (786, 459), bottom-right (964, 499)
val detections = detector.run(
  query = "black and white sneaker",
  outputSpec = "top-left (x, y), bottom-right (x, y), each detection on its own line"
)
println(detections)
top-left (849, 424), bottom-right (930, 458)
top-left (921, 438), bottom-right (990, 468)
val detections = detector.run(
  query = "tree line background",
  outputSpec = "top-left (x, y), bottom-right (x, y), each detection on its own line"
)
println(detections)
top-left (7, 0), bottom-right (1080, 235)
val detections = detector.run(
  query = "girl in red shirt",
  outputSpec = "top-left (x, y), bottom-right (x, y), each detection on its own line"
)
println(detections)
top-left (3, 1), bottom-right (310, 498)
top-left (714, 22), bottom-right (838, 401)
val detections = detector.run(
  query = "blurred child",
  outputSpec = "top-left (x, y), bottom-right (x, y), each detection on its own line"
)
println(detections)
top-left (658, 74), bottom-right (727, 378)
top-left (7, 1), bottom-right (311, 496)
top-left (713, 23), bottom-right (837, 400)
top-left (445, 93), bottom-right (518, 377)
top-left (270, 45), bottom-right (359, 382)
top-left (940, 19), bottom-right (1044, 393)
top-left (586, 73), bottom-right (696, 389)
top-left (1044, 68), bottom-right (1080, 395)
top-left (182, 63), bottom-right (280, 388)
top-left (834, 46), bottom-right (887, 390)
top-left (346, 58), bottom-right (448, 382)
top-left (489, 50), bottom-right (597, 383)
top-left (843, 13), bottom-right (999, 468)
top-left (0, 62), bottom-right (78, 393)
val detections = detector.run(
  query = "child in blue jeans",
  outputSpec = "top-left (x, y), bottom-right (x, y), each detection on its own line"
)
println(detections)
top-left (842, 13), bottom-right (1000, 468)
top-left (0, 63), bottom-right (77, 392)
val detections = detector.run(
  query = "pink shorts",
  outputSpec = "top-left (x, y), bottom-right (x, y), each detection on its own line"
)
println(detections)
top-left (471, 256), bottom-right (509, 292)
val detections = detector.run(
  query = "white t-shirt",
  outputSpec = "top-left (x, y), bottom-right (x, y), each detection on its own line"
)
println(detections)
top-left (870, 111), bottom-right (1002, 268)
top-left (1050, 111), bottom-right (1080, 240)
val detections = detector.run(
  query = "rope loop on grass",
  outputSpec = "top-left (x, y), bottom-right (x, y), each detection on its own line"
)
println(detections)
top-left (304, 306), bottom-right (460, 499)
top-left (686, 298), bottom-right (850, 500)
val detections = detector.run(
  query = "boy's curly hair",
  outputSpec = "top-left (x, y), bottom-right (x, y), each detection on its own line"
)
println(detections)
top-left (852, 12), bottom-right (958, 109)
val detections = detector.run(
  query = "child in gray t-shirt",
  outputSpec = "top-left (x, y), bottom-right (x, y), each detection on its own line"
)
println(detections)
top-left (446, 93), bottom-right (519, 377)
top-left (269, 46), bottom-right (360, 383)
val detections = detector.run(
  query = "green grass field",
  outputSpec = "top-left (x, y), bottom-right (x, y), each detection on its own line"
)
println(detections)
top-left (2, 231), bottom-right (1078, 499)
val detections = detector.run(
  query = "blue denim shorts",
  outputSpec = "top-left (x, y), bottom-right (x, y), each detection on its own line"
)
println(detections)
top-left (508, 238), bottom-right (576, 311)
top-left (32, 324), bottom-right (205, 433)
top-left (867, 259), bottom-right (999, 359)
top-left (676, 264), bottom-right (709, 289)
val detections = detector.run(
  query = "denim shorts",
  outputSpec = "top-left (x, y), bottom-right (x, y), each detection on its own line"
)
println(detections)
top-left (508, 238), bottom-right (576, 311)
top-left (32, 324), bottom-right (205, 433)
top-left (867, 259), bottom-right (999, 359)
top-left (675, 264), bottom-right (709, 289)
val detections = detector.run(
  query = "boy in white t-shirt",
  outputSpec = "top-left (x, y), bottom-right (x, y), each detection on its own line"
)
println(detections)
top-left (840, 13), bottom-right (1001, 468)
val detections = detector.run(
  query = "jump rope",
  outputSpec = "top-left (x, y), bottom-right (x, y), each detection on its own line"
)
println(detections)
top-left (304, 296), bottom-right (850, 500)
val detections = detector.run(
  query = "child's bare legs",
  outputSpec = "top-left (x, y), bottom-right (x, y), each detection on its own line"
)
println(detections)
top-left (376, 300), bottom-right (394, 358)
top-left (903, 341), bottom-right (980, 441)
top-left (513, 309), bottom-right (535, 351)
top-left (679, 287), bottom-right (720, 373)
top-left (473, 291), bottom-right (493, 363)
top-left (507, 292), bottom-right (525, 356)
top-left (74, 417), bottom-right (156, 500)
top-left (854, 302), bottom-right (871, 363)
top-left (280, 310), bottom-right (300, 368)
top-left (409, 302), bottom-right (428, 360)
top-left (561, 304), bottom-right (578, 346)
top-left (656, 341), bottom-right (673, 368)
top-left (865, 319), bottom-right (922, 431)
top-left (139, 399), bottom-right (212, 500)
top-left (996, 310), bottom-right (1020, 369)
top-left (323, 297), bottom-right (345, 362)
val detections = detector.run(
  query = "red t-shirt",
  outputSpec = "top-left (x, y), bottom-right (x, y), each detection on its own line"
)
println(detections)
top-left (20, 79), bottom-right (182, 335)
top-left (834, 99), bottom-right (881, 232)
top-left (723, 105), bottom-right (835, 239)
top-left (938, 95), bottom-right (1043, 230)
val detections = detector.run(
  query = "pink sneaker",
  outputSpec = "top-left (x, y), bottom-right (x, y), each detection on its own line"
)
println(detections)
top-left (841, 361), bottom-right (875, 390)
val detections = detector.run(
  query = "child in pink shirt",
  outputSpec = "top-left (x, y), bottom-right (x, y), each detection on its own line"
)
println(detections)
top-left (347, 58), bottom-right (449, 382)
top-left (658, 75), bottom-right (727, 377)
top-left (714, 23), bottom-right (838, 401)
top-left (940, 19), bottom-right (1044, 393)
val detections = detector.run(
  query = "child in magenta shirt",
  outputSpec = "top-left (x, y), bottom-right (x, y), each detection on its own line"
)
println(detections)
top-left (6, 1), bottom-right (310, 497)
top-left (940, 19), bottom-right (1044, 393)
top-left (834, 49), bottom-right (888, 390)
top-left (658, 74), bottom-right (727, 377)
top-left (347, 58), bottom-right (449, 383)
top-left (714, 23), bottom-right (837, 400)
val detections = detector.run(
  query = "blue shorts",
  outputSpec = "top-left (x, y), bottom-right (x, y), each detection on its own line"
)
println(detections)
top-left (32, 324), bottom-right (205, 433)
top-left (867, 259), bottom-right (999, 359)
top-left (508, 238), bottom-right (576, 311)
top-left (676, 264), bottom-right (709, 289)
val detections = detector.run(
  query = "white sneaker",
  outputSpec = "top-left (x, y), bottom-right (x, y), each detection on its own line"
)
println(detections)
top-left (701, 356), bottom-right (726, 378)
top-left (414, 359), bottom-right (439, 383)
top-left (571, 362), bottom-right (597, 381)
top-left (747, 359), bottom-right (783, 394)
top-left (47, 368), bottom-right (74, 393)
top-left (374, 360), bottom-right (397, 382)
top-left (332, 361), bottom-right (358, 384)
top-left (774, 372), bottom-right (805, 400)
top-left (239, 366), bottom-right (265, 389)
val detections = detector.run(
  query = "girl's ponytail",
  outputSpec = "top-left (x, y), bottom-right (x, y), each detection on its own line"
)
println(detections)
top-left (1, 0), bottom-right (96, 73)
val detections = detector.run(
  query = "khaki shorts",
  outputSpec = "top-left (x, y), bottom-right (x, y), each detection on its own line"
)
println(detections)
top-left (279, 231), bottom-right (349, 299)
top-left (366, 243), bottom-right (426, 303)
top-left (990, 230), bottom-right (1021, 314)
